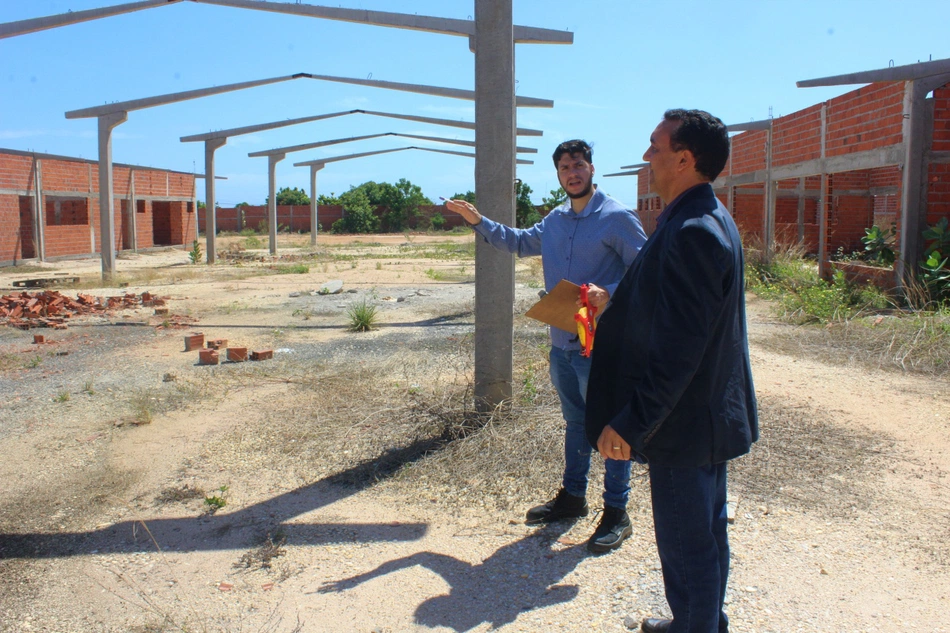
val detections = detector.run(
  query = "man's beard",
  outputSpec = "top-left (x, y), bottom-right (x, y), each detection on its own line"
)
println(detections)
top-left (566, 180), bottom-right (592, 199)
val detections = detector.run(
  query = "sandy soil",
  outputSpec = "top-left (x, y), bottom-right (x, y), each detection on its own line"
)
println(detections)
top-left (0, 237), bottom-right (948, 633)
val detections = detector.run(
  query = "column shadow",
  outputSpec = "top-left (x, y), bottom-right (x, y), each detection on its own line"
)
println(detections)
top-left (316, 521), bottom-right (589, 632)
top-left (0, 431), bottom-right (458, 560)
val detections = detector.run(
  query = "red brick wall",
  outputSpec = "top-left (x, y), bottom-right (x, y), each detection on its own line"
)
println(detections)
top-left (928, 162), bottom-right (950, 227)
top-left (825, 82), bottom-right (904, 156)
top-left (0, 150), bottom-right (195, 263)
top-left (204, 203), bottom-right (467, 234)
top-left (933, 85), bottom-right (950, 152)
top-left (0, 153), bottom-right (35, 191)
top-left (772, 104), bottom-right (823, 167)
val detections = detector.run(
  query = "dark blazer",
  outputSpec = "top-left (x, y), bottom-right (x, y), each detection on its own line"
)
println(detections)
top-left (585, 184), bottom-right (758, 467)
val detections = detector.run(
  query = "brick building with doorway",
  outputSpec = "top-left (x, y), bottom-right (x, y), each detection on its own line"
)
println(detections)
top-left (634, 68), bottom-right (950, 285)
top-left (0, 148), bottom-right (198, 266)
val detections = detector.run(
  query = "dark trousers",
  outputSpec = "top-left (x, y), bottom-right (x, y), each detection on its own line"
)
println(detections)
top-left (649, 462), bottom-right (730, 633)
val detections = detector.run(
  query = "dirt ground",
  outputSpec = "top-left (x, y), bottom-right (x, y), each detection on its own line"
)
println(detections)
top-left (0, 235), bottom-right (948, 633)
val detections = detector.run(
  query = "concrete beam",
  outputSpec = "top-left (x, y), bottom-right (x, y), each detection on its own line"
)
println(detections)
top-left (409, 145), bottom-right (533, 165)
top-left (0, 0), bottom-right (183, 39)
top-left (186, 0), bottom-right (573, 44)
top-left (727, 119), bottom-right (772, 132)
top-left (248, 132), bottom-right (397, 157)
top-left (390, 132), bottom-right (537, 154)
top-left (604, 170), bottom-right (642, 178)
top-left (181, 110), bottom-right (361, 142)
top-left (66, 74), bottom-right (307, 118)
top-left (360, 109), bottom-right (543, 137)
top-left (301, 73), bottom-right (553, 108)
top-left (620, 162), bottom-right (648, 170)
top-left (712, 144), bottom-right (905, 188)
top-left (798, 57), bottom-right (950, 87)
top-left (293, 147), bottom-right (414, 167)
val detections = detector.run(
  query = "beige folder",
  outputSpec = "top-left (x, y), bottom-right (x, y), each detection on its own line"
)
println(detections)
top-left (524, 279), bottom-right (581, 334)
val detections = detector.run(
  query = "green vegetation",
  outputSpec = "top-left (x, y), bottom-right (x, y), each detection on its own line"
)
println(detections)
top-left (272, 263), bottom-right (309, 275)
top-left (269, 186), bottom-right (310, 206)
top-left (860, 224), bottom-right (896, 266)
top-left (516, 180), bottom-right (542, 228)
top-left (203, 485), bottom-right (229, 514)
top-left (746, 242), bottom-right (890, 324)
top-left (347, 300), bottom-right (379, 332)
top-left (188, 239), bottom-right (202, 264)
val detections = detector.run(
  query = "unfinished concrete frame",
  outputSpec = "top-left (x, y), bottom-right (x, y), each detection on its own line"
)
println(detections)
top-left (6, 0), bottom-right (573, 409)
top-left (183, 109), bottom-right (544, 258)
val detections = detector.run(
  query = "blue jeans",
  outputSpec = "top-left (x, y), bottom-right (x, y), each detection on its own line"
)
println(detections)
top-left (649, 462), bottom-right (730, 633)
top-left (549, 346), bottom-right (631, 509)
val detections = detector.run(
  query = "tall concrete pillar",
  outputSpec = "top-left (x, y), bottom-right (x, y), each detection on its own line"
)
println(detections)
top-left (204, 137), bottom-right (227, 263)
top-left (97, 110), bottom-right (128, 280)
top-left (267, 152), bottom-right (286, 255)
top-left (309, 164), bottom-right (324, 246)
top-left (818, 103), bottom-right (829, 279)
top-left (897, 80), bottom-right (933, 287)
top-left (473, 0), bottom-right (515, 412)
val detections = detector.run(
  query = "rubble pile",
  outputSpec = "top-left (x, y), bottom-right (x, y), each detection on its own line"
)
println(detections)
top-left (0, 290), bottom-right (165, 329)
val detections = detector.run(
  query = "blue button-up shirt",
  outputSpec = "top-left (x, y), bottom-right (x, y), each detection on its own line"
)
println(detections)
top-left (473, 187), bottom-right (647, 350)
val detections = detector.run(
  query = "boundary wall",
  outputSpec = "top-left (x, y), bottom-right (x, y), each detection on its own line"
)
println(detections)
top-left (202, 203), bottom-right (469, 234)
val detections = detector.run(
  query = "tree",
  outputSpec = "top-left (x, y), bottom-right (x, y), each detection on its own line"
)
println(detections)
top-left (541, 187), bottom-right (567, 212)
top-left (267, 186), bottom-right (310, 206)
top-left (379, 178), bottom-right (432, 232)
top-left (331, 188), bottom-right (379, 234)
top-left (516, 180), bottom-right (542, 228)
top-left (317, 193), bottom-right (343, 206)
top-left (451, 190), bottom-right (477, 205)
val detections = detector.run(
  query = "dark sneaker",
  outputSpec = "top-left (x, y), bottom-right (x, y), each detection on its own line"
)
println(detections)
top-left (525, 488), bottom-right (589, 525)
top-left (586, 505), bottom-right (632, 553)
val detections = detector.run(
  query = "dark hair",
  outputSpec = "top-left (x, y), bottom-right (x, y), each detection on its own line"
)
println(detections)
top-left (663, 109), bottom-right (730, 181)
top-left (552, 139), bottom-right (593, 167)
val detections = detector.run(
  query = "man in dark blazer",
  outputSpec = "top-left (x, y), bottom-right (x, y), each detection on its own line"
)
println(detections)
top-left (586, 109), bottom-right (758, 633)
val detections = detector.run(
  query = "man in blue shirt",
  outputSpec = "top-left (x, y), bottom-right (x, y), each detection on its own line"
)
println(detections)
top-left (446, 140), bottom-right (647, 553)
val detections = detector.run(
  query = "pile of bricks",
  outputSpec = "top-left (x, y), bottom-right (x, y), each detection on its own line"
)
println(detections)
top-left (0, 290), bottom-right (165, 330)
top-left (184, 331), bottom-right (269, 366)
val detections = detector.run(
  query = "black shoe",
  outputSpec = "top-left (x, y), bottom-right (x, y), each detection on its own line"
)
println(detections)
top-left (586, 505), bottom-right (632, 553)
top-left (525, 488), bottom-right (589, 525)
top-left (641, 618), bottom-right (672, 633)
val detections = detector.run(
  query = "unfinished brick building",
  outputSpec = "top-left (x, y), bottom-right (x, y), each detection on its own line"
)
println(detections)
top-left (634, 60), bottom-right (950, 286)
top-left (0, 148), bottom-right (198, 266)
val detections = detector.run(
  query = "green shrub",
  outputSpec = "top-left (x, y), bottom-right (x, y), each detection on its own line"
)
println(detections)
top-left (346, 300), bottom-right (379, 332)
top-left (430, 212), bottom-right (446, 231)
top-left (860, 224), bottom-right (896, 266)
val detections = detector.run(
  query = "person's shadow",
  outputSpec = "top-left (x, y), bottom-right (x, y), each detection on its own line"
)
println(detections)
top-left (317, 520), bottom-right (588, 631)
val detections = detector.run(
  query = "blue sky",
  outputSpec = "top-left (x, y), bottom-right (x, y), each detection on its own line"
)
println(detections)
top-left (2, 1), bottom-right (948, 208)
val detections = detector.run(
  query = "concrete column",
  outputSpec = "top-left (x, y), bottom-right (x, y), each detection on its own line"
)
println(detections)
top-left (818, 103), bottom-right (829, 279)
top-left (796, 176), bottom-right (806, 243)
top-left (203, 137), bottom-right (227, 263)
top-left (32, 157), bottom-right (45, 261)
top-left (897, 80), bottom-right (932, 287)
top-left (473, 0), bottom-right (515, 412)
top-left (764, 128), bottom-right (774, 262)
top-left (129, 169), bottom-right (137, 251)
top-left (309, 164), bottom-right (324, 246)
top-left (268, 153), bottom-right (286, 255)
top-left (97, 110), bottom-right (128, 280)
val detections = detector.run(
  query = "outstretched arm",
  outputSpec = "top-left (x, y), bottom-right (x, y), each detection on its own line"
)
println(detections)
top-left (444, 199), bottom-right (483, 226)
